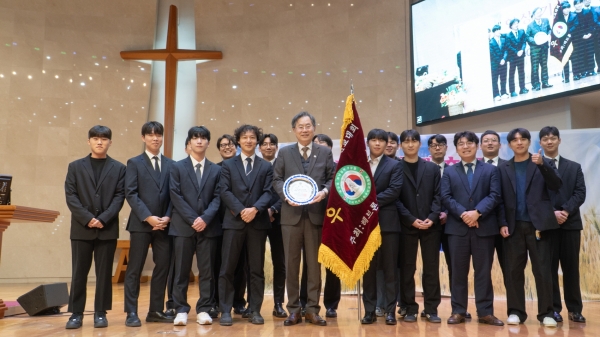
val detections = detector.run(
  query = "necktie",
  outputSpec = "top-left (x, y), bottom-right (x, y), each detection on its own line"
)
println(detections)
top-left (553, 158), bottom-right (558, 168)
top-left (302, 147), bottom-right (309, 160)
top-left (195, 163), bottom-right (202, 186)
top-left (487, 159), bottom-right (494, 164)
top-left (245, 157), bottom-right (252, 176)
top-left (152, 156), bottom-right (160, 173)
top-left (514, 32), bottom-right (518, 39)
top-left (439, 164), bottom-right (444, 177)
top-left (466, 163), bottom-right (474, 189)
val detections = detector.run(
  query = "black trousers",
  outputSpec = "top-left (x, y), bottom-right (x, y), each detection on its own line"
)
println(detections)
top-left (165, 236), bottom-right (175, 310)
top-left (400, 230), bottom-right (441, 315)
top-left (441, 232), bottom-right (453, 291)
top-left (494, 234), bottom-right (505, 276)
top-left (448, 229), bottom-right (495, 317)
top-left (300, 251), bottom-right (341, 310)
top-left (219, 226), bottom-right (267, 314)
top-left (503, 221), bottom-right (555, 322)
top-left (530, 47), bottom-right (549, 86)
top-left (363, 232), bottom-right (400, 313)
top-left (68, 238), bottom-right (117, 313)
top-left (172, 234), bottom-right (216, 314)
top-left (509, 56), bottom-right (526, 92)
top-left (491, 64), bottom-right (507, 97)
top-left (211, 235), bottom-right (223, 308)
top-left (267, 224), bottom-right (286, 304)
top-left (124, 230), bottom-right (172, 313)
top-left (552, 229), bottom-right (583, 313)
top-left (232, 244), bottom-right (250, 309)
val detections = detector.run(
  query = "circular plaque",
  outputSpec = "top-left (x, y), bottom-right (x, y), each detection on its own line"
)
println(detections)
top-left (534, 32), bottom-right (549, 45)
top-left (284, 174), bottom-right (318, 205)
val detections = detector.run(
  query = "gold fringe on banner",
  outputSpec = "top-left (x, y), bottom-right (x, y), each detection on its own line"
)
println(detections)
top-left (339, 94), bottom-right (355, 148)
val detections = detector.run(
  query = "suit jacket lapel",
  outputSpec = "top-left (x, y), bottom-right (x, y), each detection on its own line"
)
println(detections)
top-left (142, 154), bottom-right (160, 188)
top-left (373, 155), bottom-right (387, 182)
top-left (455, 163), bottom-right (471, 193)
top-left (306, 145), bottom-right (319, 175)
top-left (290, 144), bottom-right (304, 173)
top-left (199, 160), bottom-right (212, 192)
top-left (525, 157), bottom-right (537, 192)
top-left (506, 160), bottom-right (517, 194)
top-left (415, 158), bottom-right (425, 189)
top-left (469, 161), bottom-right (484, 194)
top-left (159, 156), bottom-right (169, 191)
top-left (95, 157), bottom-right (114, 191)
top-left (401, 160), bottom-right (416, 188)
top-left (246, 157), bottom-right (261, 190)
top-left (184, 157), bottom-right (200, 192)
top-left (234, 156), bottom-right (248, 185)
top-left (82, 156), bottom-right (96, 186)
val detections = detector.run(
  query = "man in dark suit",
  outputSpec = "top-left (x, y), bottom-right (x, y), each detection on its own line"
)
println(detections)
top-left (273, 111), bottom-right (335, 326)
top-left (441, 131), bottom-right (503, 326)
top-left (394, 130), bottom-right (441, 324)
top-left (526, 7), bottom-right (553, 90)
top-left (124, 122), bottom-right (175, 327)
top-left (497, 128), bottom-right (561, 327)
top-left (489, 24), bottom-right (508, 101)
top-left (583, 0), bottom-right (600, 74)
top-left (259, 133), bottom-right (288, 319)
top-left (169, 126), bottom-right (222, 326)
top-left (574, 0), bottom-right (595, 78)
top-left (360, 129), bottom-right (403, 326)
top-left (218, 125), bottom-right (273, 326)
top-left (539, 126), bottom-right (586, 323)
top-left (558, 2), bottom-right (580, 82)
top-left (505, 18), bottom-right (529, 96)
top-left (384, 131), bottom-right (402, 161)
top-left (64, 125), bottom-right (126, 329)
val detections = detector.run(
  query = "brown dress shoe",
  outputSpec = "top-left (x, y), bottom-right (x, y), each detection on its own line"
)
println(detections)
top-left (447, 313), bottom-right (466, 324)
top-left (284, 312), bottom-right (302, 326)
top-left (478, 315), bottom-right (504, 326)
top-left (305, 313), bottom-right (327, 326)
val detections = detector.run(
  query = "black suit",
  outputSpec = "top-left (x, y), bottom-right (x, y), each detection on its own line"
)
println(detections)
top-left (526, 18), bottom-right (552, 87)
top-left (481, 157), bottom-right (508, 275)
top-left (64, 155), bottom-right (126, 313)
top-left (397, 158), bottom-right (441, 315)
top-left (489, 36), bottom-right (508, 98)
top-left (441, 161), bottom-right (501, 317)
top-left (557, 12), bottom-right (580, 80)
top-left (574, 9), bottom-right (596, 76)
top-left (548, 156), bottom-right (586, 314)
top-left (169, 157), bottom-right (221, 314)
top-left (362, 155), bottom-right (403, 314)
top-left (265, 159), bottom-right (286, 305)
top-left (218, 155), bottom-right (273, 315)
top-left (437, 162), bottom-right (453, 290)
top-left (505, 29), bottom-right (527, 93)
top-left (124, 153), bottom-right (174, 313)
top-left (497, 156), bottom-right (561, 322)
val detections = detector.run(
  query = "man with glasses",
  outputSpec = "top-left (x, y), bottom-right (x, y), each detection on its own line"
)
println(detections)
top-left (273, 111), bottom-right (335, 326)
top-left (441, 131), bottom-right (503, 326)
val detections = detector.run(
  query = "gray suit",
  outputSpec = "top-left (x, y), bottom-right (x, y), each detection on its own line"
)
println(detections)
top-left (273, 143), bottom-right (335, 315)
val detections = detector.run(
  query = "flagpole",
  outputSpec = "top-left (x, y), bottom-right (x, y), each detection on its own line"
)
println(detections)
top-left (350, 79), bottom-right (362, 322)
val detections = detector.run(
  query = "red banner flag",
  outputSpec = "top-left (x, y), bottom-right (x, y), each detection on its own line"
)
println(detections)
top-left (318, 94), bottom-right (381, 287)
top-left (550, 0), bottom-right (574, 65)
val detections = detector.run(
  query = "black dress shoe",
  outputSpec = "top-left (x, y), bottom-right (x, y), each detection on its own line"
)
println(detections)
top-left (241, 307), bottom-right (251, 318)
top-left (301, 306), bottom-right (306, 317)
top-left (520, 88), bottom-right (529, 94)
top-left (233, 305), bottom-right (246, 315)
top-left (284, 312), bottom-right (302, 326)
top-left (421, 310), bottom-right (427, 317)
top-left (404, 313), bottom-right (417, 322)
top-left (326, 308), bottom-right (337, 318)
top-left (533, 85), bottom-right (541, 91)
top-left (220, 312), bottom-right (233, 326)
top-left (208, 307), bottom-right (219, 318)
top-left (273, 303), bottom-right (288, 318)
top-left (542, 83), bottom-right (553, 89)
top-left (425, 313), bottom-right (442, 323)
top-left (553, 311), bottom-right (563, 322)
top-left (465, 312), bottom-right (472, 319)
top-left (397, 306), bottom-right (407, 317)
top-left (126, 312), bottom-right (142, 327)
top-left (385, 312), bottom-right (397, 325)
top-left (361, 311), bottom-right (377, 324)
top-left (248, 311), bottom-right (264, 324)
top-left (568, 312), bottom-right (586, 322)
top-left (65, 313), bottom-right (83, 329)
top-left (146, 311), bottom-right (175, 323)
top-left (164, 308), bottom-right (176, 319)
top-left (94, 311), bottom-right (108, 328)
top-left (511, 92), bottom-right (518, 97)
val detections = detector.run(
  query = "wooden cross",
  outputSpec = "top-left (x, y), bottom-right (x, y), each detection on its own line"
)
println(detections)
top-left (120, 5), bottom-right (222, 158)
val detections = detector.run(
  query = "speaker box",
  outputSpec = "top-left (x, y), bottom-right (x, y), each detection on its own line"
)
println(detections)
top-left (17, 283), bottom-right (69, 316)
top-left (0, 175), bottom-right (11, 205)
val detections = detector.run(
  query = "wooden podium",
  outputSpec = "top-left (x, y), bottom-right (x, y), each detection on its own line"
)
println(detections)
top-left (0, 205), bottom-right (60, 318)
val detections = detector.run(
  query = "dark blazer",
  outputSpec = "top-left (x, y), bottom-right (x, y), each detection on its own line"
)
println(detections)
top-left (273, 143), bottom-right (335, 226)
top-left (441, 161), bottom-right (501, 237)
top-left (65, 155), bottom-right (126, 240)
top-left (397, 158), bottom-right (442, 234)
top-left (505, 29), bottom-right (527, 62)
top-left (371, 155), bottom-right (403, 233)
top-left (125, 153), bottom-right (174, 232)
top-left (489, 36), bottom-right (507, 68)
top-left (220, 155), bottom-right (273, 230)
top-left (526, 18), bottom-right (551, 50)
top-left (497, 156), bottom-right (562, 233)
top-left (169, 156), bottom-right (221, 238)
top-left (268, 159), bottom-right (283, 225)
top-left (549, 157), bottom-right (586, 230)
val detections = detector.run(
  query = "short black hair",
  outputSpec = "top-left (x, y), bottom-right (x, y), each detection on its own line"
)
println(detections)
top-left (291, 111), bottom-right (316, 128)
top-left (188, 126), bottom-right (211, 141)
top-left (481, 130), bottom-right (500, 141)
top-left (260, 133), bottom-right (279, 146)
top-left (88, 125), bottom-right (112, 139)
top-left (563, 0), bottom-right (573, 8)
top-left (531, 7), bottom-right (543, 17)
top-left (509, 18), bottom-right (520, 29)
top-left (367, 129), bottom-right (389, 143)
top-left (400, 129), bottom-right (421, 143)
top-left (539, 126), bottom-right (560, 139)
top-left (453, 131), bottom-right (479, 146)
top-left (507, 127), bottom-right (531, 142)
top-left (234, 124), bottom-right (263, 143)
top-left (216, 134), bottom-right (237, 150)
top-left (312, 134), bottom-right (333, 148)
top-left (492, 24), bottom-right (501, 33)
top-left (387, 131), bottom-right (399, 143)
top-left (184, 136), bottom-right (190, 149)
top-left (427, 134), bottom-right (447, 146)
top-left (574, 0), bottom-right (584, 4)
top-left (141, 121), bottom-right (164, 136)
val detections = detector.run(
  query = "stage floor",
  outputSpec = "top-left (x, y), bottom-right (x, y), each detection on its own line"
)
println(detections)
top-left (0, 282), bottom-right (596, 336)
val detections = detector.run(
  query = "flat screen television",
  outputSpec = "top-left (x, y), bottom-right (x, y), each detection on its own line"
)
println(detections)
top-left (411, 0), bottom-right (600, 125)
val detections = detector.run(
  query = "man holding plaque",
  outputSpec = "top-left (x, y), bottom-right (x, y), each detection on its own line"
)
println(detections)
top-left (273, 111), bottom-right (336, 326)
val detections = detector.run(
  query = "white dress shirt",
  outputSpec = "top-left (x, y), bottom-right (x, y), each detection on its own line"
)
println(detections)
top-left (544, 154), bottom-right (560, 169)
top-left (368, 154), bottom-right (383, 175)
top-left (190, 156), bottom-right (206, 177)
top-left (146, 150), bottom-right (162, 171)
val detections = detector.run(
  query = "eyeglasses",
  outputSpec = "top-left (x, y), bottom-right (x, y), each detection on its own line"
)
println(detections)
top-left (428, 143), bottom-right (446, 149)
top-left (260, 142), bottom-right (277, 148)
top-left (295, 124), bottom-right (313, 131)
top-left (457, 141), bottom-right (475, 148)
top-left (219, 143), bottom-right (235, 149)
